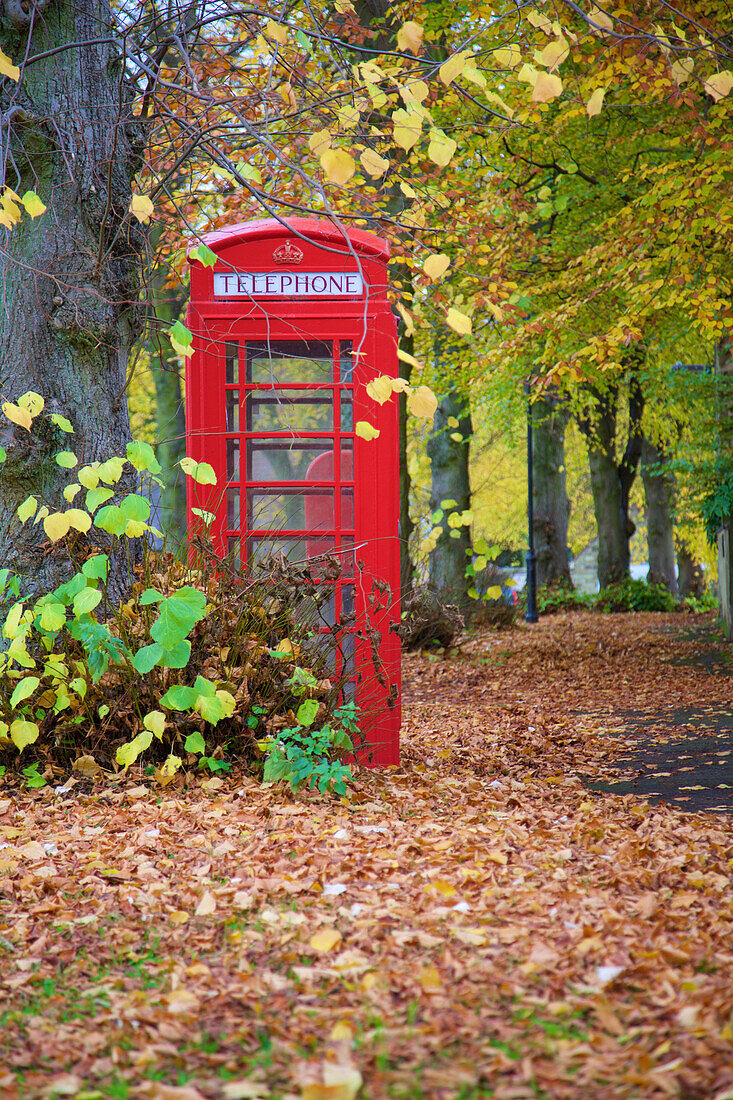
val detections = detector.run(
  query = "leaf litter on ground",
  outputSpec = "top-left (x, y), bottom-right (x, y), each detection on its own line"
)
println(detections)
top-left (0, 611), bottom-right (732, 1099)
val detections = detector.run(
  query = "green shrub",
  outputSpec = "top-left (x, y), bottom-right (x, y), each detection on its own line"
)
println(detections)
top-left (536, 584), bottom-right (592, 615)
top-left (592, 578), bottom-right (679, 613)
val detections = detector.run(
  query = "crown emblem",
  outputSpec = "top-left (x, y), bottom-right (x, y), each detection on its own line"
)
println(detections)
top-left (273, 239), bottom-right (304, 265)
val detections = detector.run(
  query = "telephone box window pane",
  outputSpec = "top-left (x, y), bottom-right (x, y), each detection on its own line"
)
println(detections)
top-left (226, 390), bottom-right (239, 431)
top-left (225, 342), bottom-right (239, 384)
top-left (248, 488), bottom-right (335, 532)
top-left (341, 584), bottom-right (355, 620)
top-left (227, 439), bottom-right (240, 481)
top-left (294, 585), bottom-right (336, 627)
top-left (341, 439), bottom-right (354, 481)
top-left (246, 389), bottom-right (334, 434)
top-left (339, 537), bottom-right (355, 577)
top-left (341, 488), bottom-right (354, 530)
top-left (227, 488), bottom-right (240, 529)
top-left (227, 537), bottom-right (241, 572)
top-left (247, 340), bottom-right (333, 384)
top-left (247, 535), bottom-right (335, 568)
top-left (340, 393), bottom-right (353, 431)
top-left (340, 341), bottom-right (353, 382)
top-left (340, 633), bottom-right (356, 679)
top-left (247, 439), bottom-right (334, 482)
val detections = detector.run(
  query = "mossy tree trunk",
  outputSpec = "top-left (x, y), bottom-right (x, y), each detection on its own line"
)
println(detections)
top-left (427, 391), bottom-right (472, 611)
top-left (149, 284), bottom-right (187, 548)
top-left (0, 0), bottom-right (144, 603)
top-left (532, 393), bottom-right (572, 588)
top-left (641, 437), bottom-right (677, 593)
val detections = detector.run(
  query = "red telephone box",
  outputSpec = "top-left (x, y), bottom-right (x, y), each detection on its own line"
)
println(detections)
top-left (185, 218), bottom-right (400, 765)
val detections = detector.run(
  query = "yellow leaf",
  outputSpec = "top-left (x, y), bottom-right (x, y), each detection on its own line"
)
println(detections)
top-left (359, 148), bottom-right (389, 177)
top-left (485, 91), bottom-right (514, 118)
top-left (397, 348), bottom-right (422, 370)
top-left (165, 989), bottom-right (200, 1015)
top-left (430, 879), bottom-right (457, 898)
top-left (671, 57), bottom-right (694, 85)
top-left (532, 71), bottom-right (563, 102)
top-left (355, 420), bottom-right (380, 441)
top-left (366, 376), bottom-right (395, 404)
top-left (527, 8), bottom-right (553, 33)
top-left (65, 508), bottom-right (92, 534)
top-left (1, 188), bottom-right (21, 224)
top-left (586, 87), bottom-right (606, 116)
top-left (704, 70), bottom-right (733, 101)
top-left (337, 105), bottom-right (359, 130)
top-left (21, 191), bottom-right (46, 217)
top-left (539, 36), bottom-right (569, 72)
top-left (427, 129), bottom-right (457, 167)
top-left (18, 391), bottom-right (44, 417)
top-left (308, 129), bottom-right (331, 156)
top-left (493, 45), bottom-right (521, 68)
top-left (407, 385), bottom-right (438, 420)
top-left (446, 307), bottom-right (472, 336)
top-left (309, 927), bottom-right (343, 953)
top-left (0, 49), bottom-right (20, 81)
top-left (390, 376), bottom-right (411, 393)
top-left (396, 302), bottom-right (414, 336)
top-left (195, 890), bottom-right (217, 916)
top-left (587, 5), bottom-right (613, 32)
top-left (486, 300), bottom-right (504, 322)
top-left (266, 18), bottom-right (287, 44)
top-left (397, 20), bottom-right (424, 54)
top-left (517, 63), bottom-right (538, 86)
top-left (392, 107), bottom-right (422, 151)
top-left (330, 1021), bottom-right (354, 1041)
top-left (10, 719), bottom-right (39, 752)
top-left (463, 66), bottom-right (487, 89)
top-left (169, 910), bottom-right (189, 925)
top-left (143, 710), bottom-right (166, 739)
top-left (17, 496), bottom-right (37, 523)
top-left (423, 253), bottom-right (451, 281)
top-left (439, 51), bottom-right (469, 86)
top-left (487, 848), bottom-right (508, 865)
top-left (334, 0), bottom-right (355, 11)
top-left (44, 512), bottom-right (72, 542)
top-left (301, 1064), bottom-right (363, 1100)
top-left (3, 402), bottom-right (32, 431)
top-left (320, 148), bottom-right (356, 186)
top-left (419, 966), bottom-right (442, 993)
top-left (78, 466), bottom-right (99, 490)
top-left (485, 586), bottom-right (503, 600)
top-left (130, 193), bottom-right (154, 223)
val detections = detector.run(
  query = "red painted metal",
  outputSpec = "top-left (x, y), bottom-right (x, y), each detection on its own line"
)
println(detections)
top-left (185, 218), bottom-right (400, 765)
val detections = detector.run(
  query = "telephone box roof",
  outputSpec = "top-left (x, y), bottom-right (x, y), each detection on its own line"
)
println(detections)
top-left (187, 217), bottom-right (390, 263)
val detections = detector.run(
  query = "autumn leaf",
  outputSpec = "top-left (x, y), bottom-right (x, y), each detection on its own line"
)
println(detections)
top-left (392, 107), bottom-right (423, 151)
top-left (44, 512), bottom-right (72, 542)
top-left (355, 420), bottom-right (380, 441)
top-left (532, 71), bottom-right (563, 103)
top-left (423, 253), bottom-right (451, 280)
top-left (266, 18), bottom-right (287, 45)
top-left (587, 4), bottom-right (613, 32)
top-left (586, 87), bottom-right (606, 116)
top-left (704, 70), bottom-right (733, 101)
top-left (3, 402), bottom-right (32, 431)
top-left (0, 48), bottom-right (20, 80)
top-left (360, 148), bottom-right (389, 177)
top-left (427, 128), bottom-right (457, 167)
top-left (538, 37), bottom-right (569, 72)
top-left (419, 966), bottom-right (442, 993)
top-left (366, 376), bottom-right (395, 404)
top-left (195, 890), bottom-right (217, 916)
top-left (320, 148), bottom-right (356, 186)
top-left (130, 193), bottom-right (154, 223)
top-left (396, 302), bottom-right (414, 336)
top-left (493, 45), bottom-right (521, 68)
top-left (407, 386), bottom-right (438, 420)
top-left (439, 51), bottom-right (469, 86)
top-left (309, 927), bottom-right (343, 952)
top-left (396, 21), bottom-right (423, 54)
top-left (446, 307), bottom-right (472, 336)
top-left (20, 191), bottom-right (46, 217)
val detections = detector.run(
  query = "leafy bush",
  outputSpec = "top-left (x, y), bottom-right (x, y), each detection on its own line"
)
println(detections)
top-left (399, 586), bottom-right (464, 650)
top-left (536, 584), bottom-right (592, 614)
top-left (0, 391), bottom-right (359, 792)
top-left (262, 702), bottom-right (359, 795)
top-left (593, 578), bottom-right (679, 613)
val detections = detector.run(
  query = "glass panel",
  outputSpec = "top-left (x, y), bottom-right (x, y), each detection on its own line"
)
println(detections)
top-left (246, 439), bottom-right (334, 482)
top-left (340, 487), bottom-right (354, 530)
top-left (247, 535), bottom-right (335, 569)
top-left (247, 488), bottom-right (335, 532)
top-left (226, 390), bottom-right (239, 431)
top-left (339, 537), bottom-right (355, 577)
top-left (293, 586), bottom-right (337, 629)
top-left (340, 632), bottom-right (356, 679)
top-left (247, 340), bottom-right (333, 384)
top-left (245, 389), bottom-right (334, 434)
top-left (340, 392), bottom-right (353, 431)
top-left (340, 439), bottom-right (354, 481)
top-left (225, 341), bottom-right (239, 384)
top-left (340, 341), bottom-right (353, 382)
top-left (226, 439), bottom-right (240, 481)
top-left (341, 584), bottom-right (355, 620)
top-left (227, 488), bottom-right (240, 529)
top-left (227, 537), bottom-right (241, 573)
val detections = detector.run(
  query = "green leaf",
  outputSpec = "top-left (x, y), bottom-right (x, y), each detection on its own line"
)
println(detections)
top-left (296, 699), bottom-right (319, 727)
top-left (82, 555), bottom-right (109, 581)
top-left (441, 499), bottom-right (457, 509)
top-left (160, 684), bottom-right (198, 710)
top-left (179, 457), bottom-right (217, 485)
top-left (38, 602), bottom-right (66, 632)
top-left (10, 676), bottom-right (40, 708)
top-left (50, 413), bottom-right (74, 433)
top-left (17, 496), bottom-right (37, 523)
top-left (127, 439), bottom-right (162, 474)
top-left (116, 729), bottom-right (153, 768)
top-left (184, 730), bottom-right (206, 754)
top-left (0, 445), bottom-right (6, 462)
top-left (85, 487), bottom-right (114, 513)
top-left (140, 588), bottom-right (164, 606)
top-left (191, 243), bottom-right (218, 268)
top-left (10, 719), bottom-right (39, 752)
top-left (55, 451), bottom-right (78, 468)
top-left (132, 638), bottom-right (191, 674)
top-left (94, 505), bottom-right (126, 536)
top-left (197, 694), bottom-right (228, 725)
top-left (73, 588), bottom-right (102, 616)
top-left (119, 493), bottom-right (150, 522)
top-left (171, 320), bottom-right (194, 358)
top-left (192, 675), bottom-right (217, 697)
top-left (150, 587), bottom-right (207, 649)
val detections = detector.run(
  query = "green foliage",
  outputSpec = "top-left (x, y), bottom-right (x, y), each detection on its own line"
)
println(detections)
top-left (699, 467), bottom-right (733, 546)
top-left (261, 703), bottom-right (358, 797)
top-left (536, 585), bottom-right (592, 614)
top-left (593, 579), bottom-right (679, 614)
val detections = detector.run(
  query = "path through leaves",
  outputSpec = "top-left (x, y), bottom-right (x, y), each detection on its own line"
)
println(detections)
top-left (1, 612), bottom-right (732, 1099)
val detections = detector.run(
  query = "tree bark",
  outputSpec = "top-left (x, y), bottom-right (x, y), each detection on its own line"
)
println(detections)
top-left (677, 538), bottom-right (705, 599)
top-left (0, 0), bottom-right (144, 604)
top-left (577, 370), bottom-right (644, 588)
top-left (532, 393), bottom-right (572, 588)
top-left (427, 391), bottom-right (472, 610)
top-left (149, 288), bottom-right (187, 547)
top-left (641, 437), bottom-right (677, 593)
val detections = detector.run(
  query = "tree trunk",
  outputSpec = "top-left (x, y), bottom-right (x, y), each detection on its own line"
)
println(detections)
top-left (0, 0), bottom-right (144, 604)
top-left (532, 393), bottom-right (572, 588)
top-left (577, 370), bottom-right (644, 588)
top-left (641, 437), bottom-right (677, 593)
top-left (677, 538), bottom-right (705, 599)
top-left (427, 391), bottom-right (472, 610)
